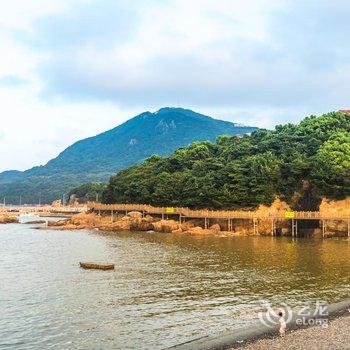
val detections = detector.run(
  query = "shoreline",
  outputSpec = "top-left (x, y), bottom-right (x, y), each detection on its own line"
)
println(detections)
top-left (237, 312), bottom-right (350, 350)
top-left (166, 298), bottom-right (350, 350)
top-left (39, 211), bottom-right (350, 238)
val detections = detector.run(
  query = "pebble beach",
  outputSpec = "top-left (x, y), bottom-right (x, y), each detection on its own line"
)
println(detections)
top-left (237, 314), bottom-right (350, 350)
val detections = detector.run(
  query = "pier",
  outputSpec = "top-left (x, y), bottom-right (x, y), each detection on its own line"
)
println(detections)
top-left (87, 202), bottom-right (350, 237)
top-left (1, 205), bottom-right (86, 217)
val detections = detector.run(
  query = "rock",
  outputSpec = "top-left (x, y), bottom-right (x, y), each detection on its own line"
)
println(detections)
top-left (153, 220), bottom-right (180, 233)
top-left (130, 217), bottom-right (154, 231)
top-left (0, 215), bottom-right (19, 224)
top-left (48, 219), bottom-right (69, 227)
top-left (209, 224), bottom-right (221, 233)
top-left (127, 211), bottom-right (143, 219)
top-left (187, 226), bottom-right (213, 235)
top-left (181, 220), bottom-right (196, 230)
top-left (24, 220), bottom-right (46, 224)
top-left (171, 228), bottom-right (183, 234)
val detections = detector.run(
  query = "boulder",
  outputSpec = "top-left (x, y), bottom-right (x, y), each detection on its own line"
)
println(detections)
top-left (171, 228), bottom-right (183, 234)
top-left (24, 220), bottom-right (46, 224)
top-left (187, 226), bottom-right (213, 235)
top-left (0, 215), bottom-right (19, 224)
top-left (48, 219), bottom-right (69, 227)
top-left (153, 220), bottom-right (180, 233)
top-left (130, 217), bottom-right (154, 231)
top-left (209, 224), bottom-right (221, 233)
top-left (127, 211), bottom-right (143, 219)
top-left (181, 220), bottom-right (197, 230)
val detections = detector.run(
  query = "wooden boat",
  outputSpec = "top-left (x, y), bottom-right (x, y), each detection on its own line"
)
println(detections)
top-left (79, 262), bottom-right (115, 270)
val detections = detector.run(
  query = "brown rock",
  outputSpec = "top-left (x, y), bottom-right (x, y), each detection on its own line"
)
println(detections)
top-left (187, 226), bottom-right (213, 235)
top-left (0, 215), bottom-right (19, 224)
top-left (209, 224), bottom-right (221, 233)
top-left (181, 220), bottom-right (198, 230)
top-left (130, 217), bottom-right (154, 231)
top-left (48, 219), bottom-right (69, 227)
top-left (24, 220), bottom-right (46, 224)
top-left (171, 228), bottom-right (183, 234)
top-left (153, 220), bottom-right (179, 233)
top-left (127, 211), bottom-right (143, 219)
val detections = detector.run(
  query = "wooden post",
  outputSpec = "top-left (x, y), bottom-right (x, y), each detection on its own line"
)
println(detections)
top-left (111, 210), bottom-right (114, 222)
top-left (348, 220), bottom-right (350, 237)
top-left (271, 219), bottom-right (276, 236)
top-left (162, 213), bottom-right (164, 220)
top-left (291, 219), bottom-right (298, 237)
top-left (253, 218), bottom-right (258, 235)
top-left (322, 220), bottom-right (326, 238)
top-left (179, 213), bottom-right (182, 224)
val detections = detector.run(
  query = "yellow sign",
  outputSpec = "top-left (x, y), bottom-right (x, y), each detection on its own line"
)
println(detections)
top-left (285, 211), bottom-right (295, 219)
top-left (166, 207), bottom-right (174, 213)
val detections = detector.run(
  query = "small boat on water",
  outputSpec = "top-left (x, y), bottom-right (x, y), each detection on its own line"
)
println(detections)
top-left (79, 262), bottom-right (115, 270)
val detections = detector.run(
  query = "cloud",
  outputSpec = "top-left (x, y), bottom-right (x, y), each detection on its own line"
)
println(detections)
top-left (1, 0), bottom-right (350, 171)
top-left (0, 75), bottom-right (27, 86)
top-left (18, 0), bottom-right (349, 122)
top-left (0, 81), bottom-right (139, 172)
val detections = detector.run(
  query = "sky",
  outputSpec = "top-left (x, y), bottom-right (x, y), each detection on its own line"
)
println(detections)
top-left (1, 0), bottom-right (350, 172)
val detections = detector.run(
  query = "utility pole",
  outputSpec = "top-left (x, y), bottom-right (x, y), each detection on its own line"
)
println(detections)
top-left (96, 193), bottom-right (99, 202)
top-left (19, 195), bottom-right (22, 206)
top-left (62, 194), bottom-right (65, 206)
top-left (3, 197), bottom-right (5, 207)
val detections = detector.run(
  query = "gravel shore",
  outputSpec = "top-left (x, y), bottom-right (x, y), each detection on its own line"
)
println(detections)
top-left (237, 314), bottom-right (350, 350)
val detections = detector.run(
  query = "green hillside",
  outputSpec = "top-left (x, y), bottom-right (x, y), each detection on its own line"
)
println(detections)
top-left (102, 112), bottom-right (350, 210)
top-left (0, 108), bottom-right (257, 204)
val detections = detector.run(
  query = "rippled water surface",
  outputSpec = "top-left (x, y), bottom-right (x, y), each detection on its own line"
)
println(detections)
top-left (1, 222), bottom-right (349, 349)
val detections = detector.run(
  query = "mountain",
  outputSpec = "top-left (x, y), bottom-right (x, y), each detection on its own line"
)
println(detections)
top-left (0, 107), bottom-right (258, 204)
top-left (103, 111), bottom-right (350, 210)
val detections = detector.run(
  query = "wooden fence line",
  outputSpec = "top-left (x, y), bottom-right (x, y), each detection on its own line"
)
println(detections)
top-left (87, 202), bottom-right (350, 220)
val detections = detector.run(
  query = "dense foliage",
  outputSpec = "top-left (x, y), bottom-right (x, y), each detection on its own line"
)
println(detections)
top-left (0, 108), bottom-right (256, 204)
top-left (68, 182), bottom-right (107, 203)
top-left (103, 112), bottom-right (350, 210)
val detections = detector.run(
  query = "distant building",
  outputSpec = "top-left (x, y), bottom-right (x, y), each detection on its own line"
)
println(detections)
top-left (338, 109), bottom-right (350, 115)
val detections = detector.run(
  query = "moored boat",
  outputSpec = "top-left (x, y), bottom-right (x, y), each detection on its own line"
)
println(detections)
top-left (79, 262), bottom-right (115, 270)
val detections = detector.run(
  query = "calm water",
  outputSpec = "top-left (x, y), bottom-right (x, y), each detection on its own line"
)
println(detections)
top-left (1, 221), bottom-right (350, 349)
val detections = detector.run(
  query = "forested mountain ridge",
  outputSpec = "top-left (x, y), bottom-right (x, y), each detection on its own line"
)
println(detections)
top-left (102, 111), bottom-right (350, 211)
top-left (0, 107), bottom-right (257, 203)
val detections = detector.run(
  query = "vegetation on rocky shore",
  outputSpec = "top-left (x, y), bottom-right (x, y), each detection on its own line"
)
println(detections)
top-left (102, 112), bottom-right (350, 211)
top-left (46, 196), bottom-right (349, 237)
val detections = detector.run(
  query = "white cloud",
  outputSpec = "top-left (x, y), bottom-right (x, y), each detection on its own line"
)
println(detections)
top-left (0, 0), bottom-right (348, 171)
top-left (0, 0), bottom-right (87, 30)
top-left (0, 82), bottom-right (139, 171)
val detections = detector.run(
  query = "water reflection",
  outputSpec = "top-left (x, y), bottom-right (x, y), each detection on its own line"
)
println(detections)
top-left (0, 225), bottom-right (349, 350)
